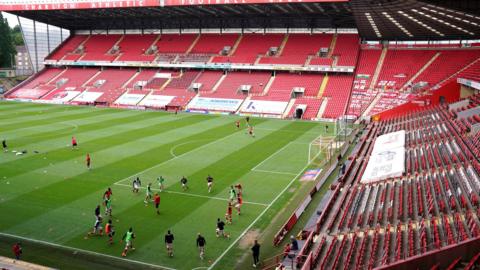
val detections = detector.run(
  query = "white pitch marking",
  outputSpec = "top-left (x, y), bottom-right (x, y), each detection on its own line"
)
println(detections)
top-left (251, 142), bottom-right (295, 172)
top-left (0, 232), bottom-right (175, 270)
top-left (207, 162), bottom-right (311, 270)
top-left (114, 131), bottom-right (240, 186)
top-left (114, 183), bottom-right (268, 207)
top-left (169, 139), bottom-right (212, 158)
top-left (251, 141), bottom-right (306, 172)
top-left (251, 169), bottom-right (298, 176)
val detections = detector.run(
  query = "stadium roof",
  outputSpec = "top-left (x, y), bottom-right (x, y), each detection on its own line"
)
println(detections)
top-left (2, 0), bottom-right (480, 41)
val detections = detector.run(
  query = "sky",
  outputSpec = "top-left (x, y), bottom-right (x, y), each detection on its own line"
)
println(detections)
top-left (2, 12), bottom-right (19, 27)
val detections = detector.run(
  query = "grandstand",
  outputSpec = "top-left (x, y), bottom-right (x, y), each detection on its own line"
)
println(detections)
top-left (1, 0), bottom-right (480, 269)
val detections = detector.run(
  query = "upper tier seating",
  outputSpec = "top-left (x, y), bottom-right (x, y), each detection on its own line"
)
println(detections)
top-left (259, 34), bottom-right (333, 65)
top-left (116, 34), bottom-right (158, 62)
top-left (332, 34), bottom-right (360, 66)
top-left (48, 35), bottom-right (88, 61)
top-left (155, 34), bottom-right (197, 54)
top-left (309, 57), bottom-right (334, 66)
top-left (377, 49), bottom-right (437, 89)
top-left (81, 35), bottom-right (122, 61)
top-left (189, 34), bottom-right (239, 54)
top-left (45, 33), bottom-right (364, 66)
top-left (412, 50), bottom-right (480, 88)
top-left (453, 60), bottom-right (480, 83)
top-left (212, 34), bottom-right (284, 64)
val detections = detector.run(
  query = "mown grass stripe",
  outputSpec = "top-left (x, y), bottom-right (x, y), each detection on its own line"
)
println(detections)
top-left (0, 101), bottom-right (52, 111)
top-left (0, 104), bottom-right (86, 120)
top-left (108, 122), bottom-right (314, 269)
top-left (0, 117), bottom-right (245, 232)
top-left (0, 109), bottom-right (139, 140)
top-left (39, 121), bottom-right (311, 269)
top-left (11, 121), bottom-right (287, 247)
top-left (1, 110), bottom-right (144, 143)
top-left (0, 114), bottom-right (201, 181)
top-left (0, 112), bottom-right (177, 165)
top-left (0, 104), bottom-right (89, 121)
top-left (1, 107), bottom-right (121, 132)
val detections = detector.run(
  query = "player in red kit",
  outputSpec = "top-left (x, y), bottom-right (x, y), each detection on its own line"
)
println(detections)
top-left (248, 126), bottom-right (255, 138)
top-left (154, 193), bottom-right (161, 215)
top-left (86, 153), bottom-right (91, 170)
top-left (102, 187), bottom-right (112, 207)
top-left (235, 193), bottom-right (243, 215)
top-left (105, 219), bottom-right (115, 245)
top-left (235, 183), bottom-right (243, 196)
top-left (72, 136), bottom-right (78, 150)
top-left (225, 202), bottom-right (233, 224)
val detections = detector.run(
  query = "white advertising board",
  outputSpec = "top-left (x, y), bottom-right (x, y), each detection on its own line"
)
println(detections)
top-left (139, 94), bottom-right (175, 107)
top-left (187, 96), bottom-right (243, 112)
top-left (12, 89), bottom-right (48, 98)
top-left (47, 91), bottom-right (81, 103)
top-left (72, 91), bottom-right (104, 102)
top-left (240, 100), bottom-right (288, 115)
top-left (114, 93), bottom-right (146, 105)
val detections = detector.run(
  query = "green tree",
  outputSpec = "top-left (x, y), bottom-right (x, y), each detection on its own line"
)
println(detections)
top-left (11, 25), bottom-right (24, 46)
top-left (0, 13), bottom-right (16, 68)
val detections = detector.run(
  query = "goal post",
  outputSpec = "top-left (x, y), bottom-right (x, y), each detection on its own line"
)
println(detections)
top-left (308, 135), bottom-right (334, 167)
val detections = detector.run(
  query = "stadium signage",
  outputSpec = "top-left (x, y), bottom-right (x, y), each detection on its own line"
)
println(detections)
top-left (187, 96), bottom-right (243, 112)
top-left (0, 0), bottom-right (159, 11)
top-left (114, 93), bottom-right (146, 105)
top-left (165, 0), bottom-right (344, 6)
top-left (458, 78), bottom-right (480, 91)
top-left (139, 94), bottom-right (175, 107)
top-left (0, 0), bottom-right (346, 11)
top-left (239, 100), bottom-right (289, 115)
top-left (48, 61), bottom-right (354, 74)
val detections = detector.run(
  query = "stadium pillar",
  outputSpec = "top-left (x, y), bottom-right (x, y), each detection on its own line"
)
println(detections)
top-left (46, 24), bottom-right (50, 53)
top-left (33, 20), bottom-right (38, 73)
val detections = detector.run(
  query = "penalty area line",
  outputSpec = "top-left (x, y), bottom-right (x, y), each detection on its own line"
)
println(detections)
top-left (207, 162), bottom-right (311, 270)
top-left (0, 232), bottom-right (176, 270)
top-left (114, 183), bottom-right (268, 207)
top-left (251, 169), bottom-right (298, 176)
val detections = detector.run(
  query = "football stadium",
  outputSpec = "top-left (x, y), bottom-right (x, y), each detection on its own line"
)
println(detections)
top-left (0, 0), bottom-right (480, 269)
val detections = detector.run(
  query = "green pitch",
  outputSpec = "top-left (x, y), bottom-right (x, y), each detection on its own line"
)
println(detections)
top-left (0, 101), bottom-right (329, 269)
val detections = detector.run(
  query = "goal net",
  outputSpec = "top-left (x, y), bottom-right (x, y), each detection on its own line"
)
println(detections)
top-left (335, 116), bottom-right (354, 138)
top-left (308, 135), bottom-right (335, 167)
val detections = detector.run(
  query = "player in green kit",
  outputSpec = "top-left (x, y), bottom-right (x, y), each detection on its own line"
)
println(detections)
top-left (157, 176), bottom-right (165, 192)
top-left (229, 186), bottom-right (237, 202)
top-left (144, 183), bottom-right (153, 204)
top-left (105, 198), bottom-right (112, 217)
top-left (121, 227), bottom-right (136, 257)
